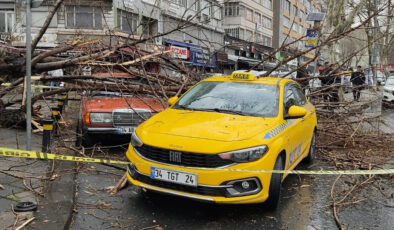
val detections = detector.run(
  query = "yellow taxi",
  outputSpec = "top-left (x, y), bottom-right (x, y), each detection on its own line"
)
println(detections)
top-left (126, 71), bottom-right (317, 208)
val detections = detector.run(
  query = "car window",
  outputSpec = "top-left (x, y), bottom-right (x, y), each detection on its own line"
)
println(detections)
top-left (291, 85), bottom-right (307, 106)
top-left (173, 81), bottom-right (279, 117)
top-left (283, 84), bottom-right (297, 117)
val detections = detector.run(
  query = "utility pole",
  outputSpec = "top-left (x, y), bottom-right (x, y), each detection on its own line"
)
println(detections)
top-left (25, 0), bottom-right (32, 150)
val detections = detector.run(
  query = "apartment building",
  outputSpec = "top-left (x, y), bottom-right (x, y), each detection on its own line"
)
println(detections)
top-left (0, 0), bottom-right (223, 70)
top-left (273, 0), bottom-right (322, 65)
top-left (222, 0), bottom-right (274, 70)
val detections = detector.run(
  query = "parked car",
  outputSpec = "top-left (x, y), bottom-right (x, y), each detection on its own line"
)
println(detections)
top-left (76, 73), bottom-right (164, 147)
top-left (376, 72), bottom-right (386, 85)
top-left (383, 76), bottom-right (394, 107)
top-left (126, 71), bottom-right (317, 208)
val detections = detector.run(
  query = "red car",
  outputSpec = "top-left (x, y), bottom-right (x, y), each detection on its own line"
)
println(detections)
top-left (76, 73), bottom-right (164, 147)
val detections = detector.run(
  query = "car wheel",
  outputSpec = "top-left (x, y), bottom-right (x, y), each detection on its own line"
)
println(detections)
top-left (264, 155), bottom-right (283, 210)
top-left (304, 131), bottom-right (316, 163)
top-left (81, 132), bottom-right (95, 147)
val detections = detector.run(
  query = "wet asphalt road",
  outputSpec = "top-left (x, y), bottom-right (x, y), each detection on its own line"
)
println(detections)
top-left (70, 159), bottom-right (339, 230)
top-left (70, 107), bottom-right (393, 230)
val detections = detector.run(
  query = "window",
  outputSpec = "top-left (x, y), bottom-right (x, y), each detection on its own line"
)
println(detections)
top-left (169, 0), bottom-right (186, 7)
top-left (117, 9), bottom-right (157, 36)
top-left (66, 6), bottom-right (102, 29)
top-left (306, 0), bottom-right (311, 11)
top-left (240, 28), bottom-right (245, 40)
top-left (187, 0), bottom-right (198, 11)
top-left (262, 16), bottom-right (272, 29)
top-left (283, 16), bottom-right (290, 28)
top-left (245, 8), bottom-right (253, 21)
top-left (0, 11), bottom-right (13, 33)
top-left (262, 0), bottom-right (272, 9)
top-left (224, 3), bottom-right (240, 17)
top-left (254, 12), bottom-right (261, 23)
top-left (29, 9), bottom-right (57, 28)
top-left (293, 5), bottom-right (298, 17)
top-left (294, 23), bottom-right (298, 33)
top-left (284, 0), bottom-right (290, 12)
top-left (292, 85), bottom-right (307, 106)
top-left (225, 28), bottom-right (239, 38)
top-left (201, 0), bottom-right (210, 16)
top-left (299, 10), bottom-right (305, 21)
top-left (283, 84), bottom-right (307, 115)
top-left (173, 81), bottom-right (279, 117)
top-left (298, 24), bottom-right (304, 34)
top-left (261, 35), bottom-right (271, 47)
top-left (117, 9), bottom-right (137, 33)
top-left (213, 5), bottom-right (221, 20)
top-left (245, 30), bottom-right (253, 41)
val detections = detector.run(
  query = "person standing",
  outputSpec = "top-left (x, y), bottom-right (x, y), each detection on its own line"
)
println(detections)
top-left (350, 65), bottom-right (365, 101)
top-left (296, 62), bottom-right (309, 91)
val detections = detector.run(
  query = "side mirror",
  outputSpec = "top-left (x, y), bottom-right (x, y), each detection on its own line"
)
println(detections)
top-left (286, 105), bottom-right (307, 119)
top-left (168, 96), bottom-right (179, 106)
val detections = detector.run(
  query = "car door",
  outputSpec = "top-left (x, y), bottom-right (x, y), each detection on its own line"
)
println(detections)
top-left (282, 83), bottom-right (304, 169)
top-left (290, 84), bottom-right (314, 158)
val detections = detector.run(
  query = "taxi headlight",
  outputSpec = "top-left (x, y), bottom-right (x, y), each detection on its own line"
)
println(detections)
top-left (89, 112), bottom-right (112, 124)
top-left (131, 130), bottom-right (143, 147)
top-left (218, 145), bottom-right (268, 163)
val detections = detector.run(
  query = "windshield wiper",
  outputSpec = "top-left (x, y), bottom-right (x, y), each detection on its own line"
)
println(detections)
top-left (191, 108), bottom-right (247, 116)
top-left (212, 108), bottom-right (248, 116)
top-left (176, 105), bottom-right (196, 111)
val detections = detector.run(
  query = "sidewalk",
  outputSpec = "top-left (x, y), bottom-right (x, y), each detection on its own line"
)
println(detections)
top-left (0, 97), bottom-right (79, 230)
top-left (0, 129), bottom-right (46, 230)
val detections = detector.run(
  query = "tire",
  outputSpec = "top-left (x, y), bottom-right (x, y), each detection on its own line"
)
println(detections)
top-left (81, 132), bottom-right (95, 147)
top-left (265, 155), bottom-right (283, 210)
top-left (304, 131), bottom-right (316, 163)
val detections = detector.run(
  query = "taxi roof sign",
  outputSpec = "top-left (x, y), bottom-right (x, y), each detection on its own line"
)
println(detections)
top-left (230, 72), bottom-right (255, 81)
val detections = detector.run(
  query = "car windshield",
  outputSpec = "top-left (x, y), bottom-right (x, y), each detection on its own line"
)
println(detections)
top-left (386, 78), bottom-right (394, 85)
top-left (90, 91), bottom-right (133, 97)
top-left (173, 81), bottom-right (279, 117)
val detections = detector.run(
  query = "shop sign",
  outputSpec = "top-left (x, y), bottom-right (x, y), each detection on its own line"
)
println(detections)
top-left (167, 45), bottom-right (189, 59)
top-left (305, 29), bottom-right (317, 48)
top-left (189, 47), bottom-right (215, 68)
top-left (216, 52), bottom-right (228, 62)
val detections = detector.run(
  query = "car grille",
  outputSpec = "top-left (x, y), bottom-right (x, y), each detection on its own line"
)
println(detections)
top-left (113, 111), bottom-right (152, 127)
top-left (134, 144), bottom-right (233, 168)
top-left (129, 165), bottom-right (226, 197)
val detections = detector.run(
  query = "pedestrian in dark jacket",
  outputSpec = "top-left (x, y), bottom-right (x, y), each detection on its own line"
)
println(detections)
top-left (296, 62), bottom-right (309, 90)
top-left (351, 65), bottom-right (365, 101)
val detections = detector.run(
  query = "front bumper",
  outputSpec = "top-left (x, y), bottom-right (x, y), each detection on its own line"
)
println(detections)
top-left (383, 91), bottom-right (394, 103)
top-left (126, 145), bottom-right (273, 204)
top-left (83, 126), bottom-right (134, 135)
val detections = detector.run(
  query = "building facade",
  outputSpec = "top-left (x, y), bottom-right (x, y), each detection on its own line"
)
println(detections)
top-left (0, 0), bottom-right (224, 70)
top-left (273, 0), bottom-right (322, 66)
top-left (221, 0), bottom-right (274, 71)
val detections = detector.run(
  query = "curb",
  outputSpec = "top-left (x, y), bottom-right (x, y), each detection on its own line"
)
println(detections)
top-left (27, 156), bottom-right (76, 230)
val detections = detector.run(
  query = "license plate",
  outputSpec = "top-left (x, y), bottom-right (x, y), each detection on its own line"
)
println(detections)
top-left (150, 167), bottom-right (197, 187)
top-left (117, 127), bottom-right (134, 134)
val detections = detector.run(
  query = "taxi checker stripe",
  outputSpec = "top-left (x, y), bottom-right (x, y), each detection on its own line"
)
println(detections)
top-left (1, 147), bottom-right (393, 175)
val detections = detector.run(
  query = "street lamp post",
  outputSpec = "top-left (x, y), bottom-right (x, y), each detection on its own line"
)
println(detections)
top-left (25, 0), bottom-right (32, 150)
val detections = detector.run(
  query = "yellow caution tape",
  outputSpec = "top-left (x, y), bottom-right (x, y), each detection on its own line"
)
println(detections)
top-left (0, 147), bottom-right (393, 175)
top-left (1, 83), bottom-right (61, 89)
top-left (0, 147), bottom-right (128, 165)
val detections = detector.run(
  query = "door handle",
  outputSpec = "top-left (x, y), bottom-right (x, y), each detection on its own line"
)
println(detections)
top-left (310, 111), bottom-right (314, 115)
top-left (301, 118), bottom-right (305, 122)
